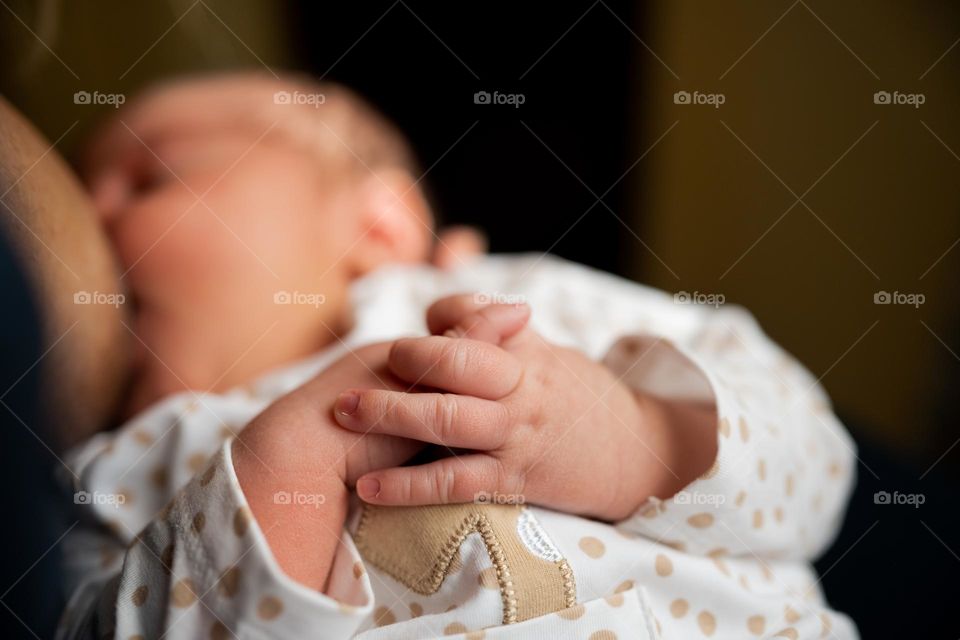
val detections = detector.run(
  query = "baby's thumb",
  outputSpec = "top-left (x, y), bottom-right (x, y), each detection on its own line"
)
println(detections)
top-left (443, 303), bottom-right (530, 345)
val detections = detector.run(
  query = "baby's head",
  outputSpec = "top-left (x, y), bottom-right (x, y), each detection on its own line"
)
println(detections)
top-left (81, 72), bottom-right (434, 414)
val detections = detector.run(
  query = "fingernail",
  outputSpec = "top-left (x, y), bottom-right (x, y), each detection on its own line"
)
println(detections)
top-left (357, 477), bottom-right (381, 500)
top-left (336, 391), bottom-right (360, 416)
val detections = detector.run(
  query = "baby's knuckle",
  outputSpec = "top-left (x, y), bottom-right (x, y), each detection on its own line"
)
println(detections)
top-left (441, 341), bottom-right (471, 384)
top-left (434, 465), bottom-right (458, 503)
top-left (433, 395), bottom-right (459, 442)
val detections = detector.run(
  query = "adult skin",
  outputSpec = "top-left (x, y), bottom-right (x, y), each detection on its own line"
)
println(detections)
top-left (0, 97), bottom-right (130, 448)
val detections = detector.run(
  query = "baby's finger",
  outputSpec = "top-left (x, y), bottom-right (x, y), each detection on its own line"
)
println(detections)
top-left (426, 294), bottom-right (485, 334)
top-left (334, 389), bottom-right (509, 450)
top-left (388, 336), bottom-right (522, 399)
top-left (445, 304), bottom-right (530, 344)
top-left (356, 454), bottom-right (522, 506)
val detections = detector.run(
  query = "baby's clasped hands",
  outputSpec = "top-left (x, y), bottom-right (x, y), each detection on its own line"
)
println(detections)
top-left (335, 294), bottom-right (716, 521)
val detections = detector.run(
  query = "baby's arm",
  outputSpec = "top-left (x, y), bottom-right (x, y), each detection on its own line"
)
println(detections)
top-left (605, 307), bottom-right (857, 560)
top-left (59, 343), bottom-right (420, 639)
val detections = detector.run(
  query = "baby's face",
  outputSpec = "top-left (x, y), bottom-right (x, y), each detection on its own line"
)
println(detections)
top-left (81, 80), bottom-right (429, 415)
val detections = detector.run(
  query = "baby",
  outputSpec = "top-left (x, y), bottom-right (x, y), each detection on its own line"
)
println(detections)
top-left (59, 72), bottom-right (858, 639)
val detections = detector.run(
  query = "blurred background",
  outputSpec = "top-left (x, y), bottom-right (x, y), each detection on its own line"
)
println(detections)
top-left (1, 0), bottom-right (958, 637)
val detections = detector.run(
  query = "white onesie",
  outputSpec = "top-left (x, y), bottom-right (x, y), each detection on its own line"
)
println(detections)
top-left (57, 254), bottom-right (858, 639)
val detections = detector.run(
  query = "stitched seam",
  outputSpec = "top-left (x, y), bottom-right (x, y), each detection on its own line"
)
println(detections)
top-left (476, 513), bottom-right (517, 624)
top-left (354, 506), bottom-right (520, 624)
top-left (558, 559), bottom-right (577, 608)
top-left (354, 507), bottom-right (480, 593)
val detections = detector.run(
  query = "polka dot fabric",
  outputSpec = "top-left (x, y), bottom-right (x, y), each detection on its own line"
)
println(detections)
top-left (58, 255), bottom-right (858, 639)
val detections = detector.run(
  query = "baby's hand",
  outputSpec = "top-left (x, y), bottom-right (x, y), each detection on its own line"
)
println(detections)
top-left (334, 295), bottom-right (715, 521)
top-left (232, 342), bottom-right (422, 589)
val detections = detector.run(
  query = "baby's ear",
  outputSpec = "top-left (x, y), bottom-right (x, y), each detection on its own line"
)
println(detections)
top-left (351, 169), bottom-right (432, 274)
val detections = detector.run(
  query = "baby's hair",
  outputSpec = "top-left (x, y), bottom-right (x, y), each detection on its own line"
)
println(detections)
top-left (129, 71), bottom-right (424, 188)
top-left (266, 74), bottom-right (422, 180)
top-left (101, 71), bottom-right (442, 233)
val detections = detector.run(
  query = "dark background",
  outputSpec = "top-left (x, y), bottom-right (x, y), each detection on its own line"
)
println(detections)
top-left (1, 1), bottom-right (959, 637)
top-left (295, 1), bottom-right (638, 276)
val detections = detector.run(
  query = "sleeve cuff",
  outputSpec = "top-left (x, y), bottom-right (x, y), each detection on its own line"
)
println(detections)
top-left (602, 334), bottom-right (756, 555)
top-left (152, 440), bottom-right (374, 637)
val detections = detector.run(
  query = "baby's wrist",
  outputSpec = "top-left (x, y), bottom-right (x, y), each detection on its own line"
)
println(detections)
top-left (232, 439), bottom-right (351, 592)
top-left (598, 390), bottom-right (717, 521)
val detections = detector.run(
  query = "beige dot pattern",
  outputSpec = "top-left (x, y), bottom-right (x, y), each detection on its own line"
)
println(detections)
top-left (670, 598), bottom-right (689, 618)
top-left (556, 604), bottom-right (586, 620)
top-left (687, 513), bottom-right (714, 528)
top-left (614, 580), bottom-right (634, 593)
top-left (257, 596), bottom-right (284, 620)
top-left (785, 605), bottom-right (800, 623)
top-left (578, 536), bottom-right (606, 558)
top-left (200, 464), bottom-right (217, 487)
top-left (233, 507), bottom-right (251, 537)
top-left (444, 622), bottom-right (468, 635)
top-left (605, 593), bottom-right (624, 607)
top-left (654, 554), bottom-right (673, 576)
top-left (697, 610), bottom-right (717, 636)
top-left (131, 585), bottom-right (149, 607)
top-left (374, 606), bottom-right (396, 626)
top-left (218, 567), bottom-right (240, 598)
top-left (747, 614), bottom-right (765, 635)
top-left (187, 452), bottom-right (208, 474)
top-left (171, 579), bottom-right (197, 608)
top-left (192, 512), bottom-right (206, 535)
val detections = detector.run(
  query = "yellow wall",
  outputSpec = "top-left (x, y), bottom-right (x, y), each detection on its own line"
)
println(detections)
top-left (635, 1), bottom-right (960, 458)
